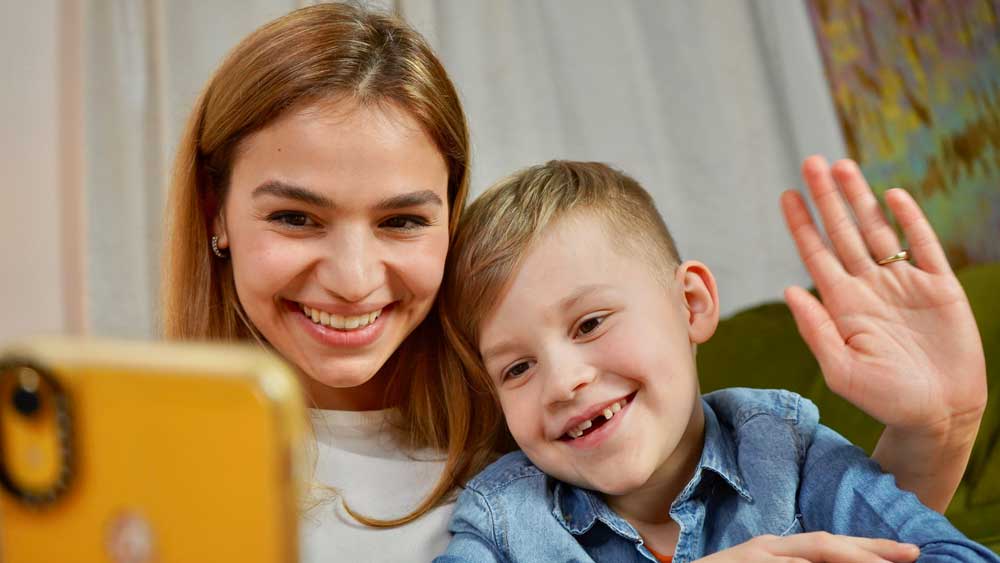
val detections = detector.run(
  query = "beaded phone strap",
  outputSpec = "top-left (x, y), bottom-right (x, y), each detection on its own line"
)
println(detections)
top-left (0, 358), bottom-right (74, 507)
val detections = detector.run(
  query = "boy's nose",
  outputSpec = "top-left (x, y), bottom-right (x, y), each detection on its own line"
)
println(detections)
top-left (543, 355), bottom-right (598, 405)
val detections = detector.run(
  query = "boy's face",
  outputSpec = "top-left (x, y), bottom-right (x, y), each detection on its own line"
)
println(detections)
top-left (478, 213), bottom-right (718, 496)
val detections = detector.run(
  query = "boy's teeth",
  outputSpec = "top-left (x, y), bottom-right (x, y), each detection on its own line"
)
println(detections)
top-left (301, 305), bottom-right (382, 331)
top-left (566, 398), bottom-right (630, 439)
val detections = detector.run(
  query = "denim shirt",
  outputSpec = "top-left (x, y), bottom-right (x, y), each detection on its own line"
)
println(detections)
top-left (436, 388), bottom-right (998, 563)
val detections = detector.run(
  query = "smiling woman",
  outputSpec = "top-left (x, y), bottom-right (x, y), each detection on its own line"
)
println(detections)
top-left (218, 101), bottom-right (451, 411)
top-left (158, 4), bottom-right (501, 561)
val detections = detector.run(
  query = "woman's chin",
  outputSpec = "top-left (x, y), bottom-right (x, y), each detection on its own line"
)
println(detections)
top-left (297, 359), bottom-right (391, 410)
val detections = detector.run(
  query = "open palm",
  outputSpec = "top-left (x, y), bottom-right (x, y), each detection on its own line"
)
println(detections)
top-left (780, 156), bottom-right (986, 434)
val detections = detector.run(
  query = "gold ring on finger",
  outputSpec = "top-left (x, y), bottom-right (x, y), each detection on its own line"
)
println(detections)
top-left (876, 249), bottom-right (910, 266)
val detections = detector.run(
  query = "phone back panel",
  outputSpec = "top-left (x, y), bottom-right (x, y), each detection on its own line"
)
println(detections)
top-left (0, 337), bottom-right (308, 563)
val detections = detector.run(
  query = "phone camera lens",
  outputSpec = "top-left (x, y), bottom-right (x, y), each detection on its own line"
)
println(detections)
top-left (10, 367), bottom-right (42, 417)
top-left (12, 387), bottom-right (41, 416)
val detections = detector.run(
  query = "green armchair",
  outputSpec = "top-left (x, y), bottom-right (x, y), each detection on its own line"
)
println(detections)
top-left (698, 262), bottom-right (1000, 550)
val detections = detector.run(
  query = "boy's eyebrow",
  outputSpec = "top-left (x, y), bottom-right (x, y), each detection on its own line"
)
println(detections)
top-left (558, 284), bottom-right (615, 312)
top-left (251, 182), bottom-right (443, 210)
top-left (480, 284), bottom-right (616, 362)
top-left (480, 340), bottom-right (518, 366)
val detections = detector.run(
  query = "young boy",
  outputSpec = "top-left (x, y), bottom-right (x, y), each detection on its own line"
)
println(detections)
top-left (436, 160), bottom-right (996, 562)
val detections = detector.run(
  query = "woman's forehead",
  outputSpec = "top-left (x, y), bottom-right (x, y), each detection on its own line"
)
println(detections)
top-left (228, 100), bottom-right (449, 206)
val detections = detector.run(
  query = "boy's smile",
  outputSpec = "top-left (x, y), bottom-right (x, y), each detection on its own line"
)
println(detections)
top-left (558, 392), bottom-right (633, 445)
top-left (478, 212), bottom-right (718, 498)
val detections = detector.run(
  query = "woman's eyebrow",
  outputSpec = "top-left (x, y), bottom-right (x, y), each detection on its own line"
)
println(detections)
top-left (250, 182), bottom-right (441, 211)
top-left (252, 180), bottom-right (333, 207)
top-left (374, 189), bottom-right (443, 211)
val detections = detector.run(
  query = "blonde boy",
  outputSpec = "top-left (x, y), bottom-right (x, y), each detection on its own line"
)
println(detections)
top-left (435, 161), bottom-right (996, 562)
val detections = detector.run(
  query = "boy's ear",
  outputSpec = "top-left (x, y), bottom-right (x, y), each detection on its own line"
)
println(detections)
top-left (673, 260), bottom-right (719, 344)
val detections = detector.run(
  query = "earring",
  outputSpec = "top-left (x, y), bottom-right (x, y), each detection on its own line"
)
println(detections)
top-left (211, 235), bottom-right (228, 258)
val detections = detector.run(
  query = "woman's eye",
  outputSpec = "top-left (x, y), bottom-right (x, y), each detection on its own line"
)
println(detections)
top-left (267, 211), bottom-right (312, 228)
top-left (382, 215), bottom-right (430, 230)
top-left (576, 316), bottom-right (605, 337)
top-left (503, 361), bottom-right (532, 381)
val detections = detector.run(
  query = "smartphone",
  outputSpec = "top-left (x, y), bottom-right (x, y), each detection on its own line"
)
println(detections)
top-left (0, 337), bottom-right (308, 563)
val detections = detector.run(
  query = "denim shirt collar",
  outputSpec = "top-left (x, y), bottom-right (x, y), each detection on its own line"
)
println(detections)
top-left (551, 398), bottom-right (754, 538)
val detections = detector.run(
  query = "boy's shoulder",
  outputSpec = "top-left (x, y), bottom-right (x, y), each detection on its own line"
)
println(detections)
top-left (464, 450), bottom-right (548, 496)
top-left (703, 387), bottom-right (820, 435)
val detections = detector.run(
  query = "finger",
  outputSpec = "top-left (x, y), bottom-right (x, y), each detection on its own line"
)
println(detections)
top-left (770, 533), bottom-right (908, 563)
top-left (784, 286), bottom-right (848, 393)
top-left (780, 189), bottom-right (848, 296)
top-left (770, 536), bottom-right (886, 563)
top-left (842, 537), bottom-right (920, 563)
top-left (831, 159), bottom-right (903, 262)
top-left (802, 155), bottom-right (873, 274)
top-left (885, 188), bottom-right (953, 275)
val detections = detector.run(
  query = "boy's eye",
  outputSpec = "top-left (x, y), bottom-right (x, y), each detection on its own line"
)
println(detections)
top-left (267, 211), bottom-right (313, 228)
top-left (503, 360), bottom-right (533, 381)
top-left (575, 315), bottom-right (606, 337)
top-left (381, 215), bottom-right (431, 230)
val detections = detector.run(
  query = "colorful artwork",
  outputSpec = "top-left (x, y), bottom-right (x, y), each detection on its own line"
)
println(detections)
top-left (807, 0), bottom-right (1000, 266)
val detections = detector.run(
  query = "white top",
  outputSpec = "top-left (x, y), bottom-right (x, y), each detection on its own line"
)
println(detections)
top-left (300, 408), bottom-right (455, 562)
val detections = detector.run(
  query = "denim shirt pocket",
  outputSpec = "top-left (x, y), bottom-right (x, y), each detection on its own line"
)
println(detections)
top-left (779, 514), bottom-right (804, 536)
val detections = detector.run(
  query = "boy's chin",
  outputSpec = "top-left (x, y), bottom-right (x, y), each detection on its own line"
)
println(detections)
top-left (557, 466), bottom-right (654, 497)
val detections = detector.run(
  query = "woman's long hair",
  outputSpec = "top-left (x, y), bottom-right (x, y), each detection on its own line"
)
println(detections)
top-left (161, 2), bottom-right (497, 526)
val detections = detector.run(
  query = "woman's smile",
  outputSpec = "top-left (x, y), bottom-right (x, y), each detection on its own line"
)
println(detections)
top-left (289, 299), bottom-right (394, 348)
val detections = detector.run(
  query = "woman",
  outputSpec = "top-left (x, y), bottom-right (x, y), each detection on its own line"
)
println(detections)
top-left (160, 3), bottom-right (986, 561)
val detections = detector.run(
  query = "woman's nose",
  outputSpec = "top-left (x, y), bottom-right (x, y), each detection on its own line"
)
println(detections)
top-left (315, 227), bottom-right (384, 303)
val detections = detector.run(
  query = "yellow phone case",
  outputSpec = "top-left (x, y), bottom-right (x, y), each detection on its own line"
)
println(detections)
top-left (0, 337), bottom-right (308, 563)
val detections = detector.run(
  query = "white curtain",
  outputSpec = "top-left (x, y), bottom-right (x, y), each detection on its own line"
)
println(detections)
top-left (84, 0), bottom-right (846, 336)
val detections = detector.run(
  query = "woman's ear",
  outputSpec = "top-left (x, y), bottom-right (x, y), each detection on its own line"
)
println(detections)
top-left (673, 260), bottom-right (720, 344)
top-left (213, 213), bottom-right (228, 249)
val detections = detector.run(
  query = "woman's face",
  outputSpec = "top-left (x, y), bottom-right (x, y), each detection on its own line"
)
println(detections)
top-left (219, 99), bottom-right (450, 410)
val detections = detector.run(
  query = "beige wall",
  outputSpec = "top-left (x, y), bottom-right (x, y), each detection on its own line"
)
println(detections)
top-left (0, 0), bottom-right (85, 343)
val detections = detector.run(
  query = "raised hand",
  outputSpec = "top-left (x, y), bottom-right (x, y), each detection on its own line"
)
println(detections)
top-left (780, 155), bottom-right (986, 511)
top-left (694, 533), bottom-right (919, 563)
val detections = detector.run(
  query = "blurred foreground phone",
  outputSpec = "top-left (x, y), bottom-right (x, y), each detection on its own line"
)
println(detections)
top-left (0, 337), bottom-right (308, 563)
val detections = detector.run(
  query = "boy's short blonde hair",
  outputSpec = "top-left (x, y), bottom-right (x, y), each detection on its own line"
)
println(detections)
top-left (442, 160), bottom-right (681, 394)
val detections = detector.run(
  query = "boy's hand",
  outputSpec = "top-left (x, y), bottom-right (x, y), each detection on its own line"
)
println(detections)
top-left (694, 533), bottom-right (920, 563)
top-left (780, 156), bottom-right (986, 511)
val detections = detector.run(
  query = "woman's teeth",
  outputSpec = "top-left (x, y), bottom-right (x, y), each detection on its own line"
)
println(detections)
top-left (301, 305), bottom-right (381, 331)
top-left (566, 397), bottom-right (628, 439)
